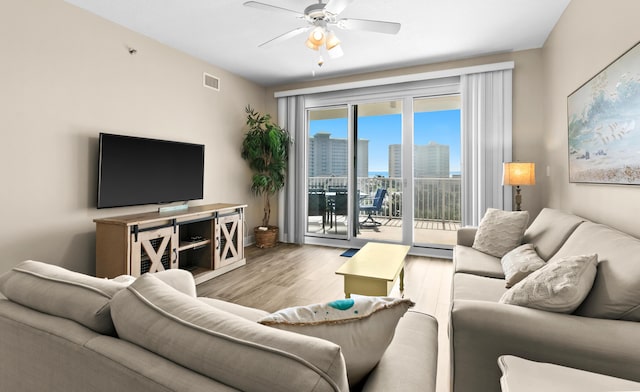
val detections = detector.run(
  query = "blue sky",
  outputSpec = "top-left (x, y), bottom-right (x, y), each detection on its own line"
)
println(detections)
top-left (309, 109), bottom-right (461, 173)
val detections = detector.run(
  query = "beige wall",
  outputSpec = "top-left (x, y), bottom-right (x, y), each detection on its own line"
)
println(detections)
top-left (0, 0), bottom-right (267, 275)
top-left (542, 0), bottom-right (640, 237)
top-left (9, 0), bottom-right (636, 277)
top-left (266, 49), bottom-right (547, 220)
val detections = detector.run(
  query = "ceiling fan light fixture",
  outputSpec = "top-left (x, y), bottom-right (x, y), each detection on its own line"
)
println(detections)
top-left (305, 38), bottom-right (320, 50)
top-left (325, 30), bottom-right (340, 50)
top-left (308, 26), bottom-right (326, 46)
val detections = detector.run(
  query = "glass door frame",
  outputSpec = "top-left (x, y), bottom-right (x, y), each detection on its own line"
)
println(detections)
top-left (301, 79), bottom-right (461, 258)
top-left (304, 104), bottom-right (355, 240)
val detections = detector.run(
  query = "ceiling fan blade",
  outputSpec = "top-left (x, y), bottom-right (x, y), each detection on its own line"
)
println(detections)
top-left (336, 18), bottom-right (401, 34)
top-left (324, 0), bottom-right (355, 15)
top-left (243, 1), bottom-right (304, 18)
top-left (259, 26), bottom-right (310, 47)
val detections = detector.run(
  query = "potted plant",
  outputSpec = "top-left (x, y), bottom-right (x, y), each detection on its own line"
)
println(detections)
top-left (241, 105), bottom-right (290, 248)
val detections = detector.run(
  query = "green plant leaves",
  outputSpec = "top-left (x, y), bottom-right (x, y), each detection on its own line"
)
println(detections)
top-left (241, 105), bottom-right (291, 226)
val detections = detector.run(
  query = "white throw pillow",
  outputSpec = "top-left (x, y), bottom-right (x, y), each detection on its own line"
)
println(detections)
top-left (258, 295), bottom-right (414, 387)
top-left (473, 208), bottom-right (530, 258)
top-left (499, 254), bottom-right (598, 313)
top-left (501, 244), bottom-right (546, 288)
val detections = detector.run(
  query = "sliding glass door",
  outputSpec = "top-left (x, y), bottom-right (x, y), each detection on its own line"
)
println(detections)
top-left (305, 106), bottom-right (351, 238)
top-left (413, 96), bottom-right (461, 247)
top-left (355, 100), bottom-right (403, 243)
top-left (303, 80), bottom-right (462, 253)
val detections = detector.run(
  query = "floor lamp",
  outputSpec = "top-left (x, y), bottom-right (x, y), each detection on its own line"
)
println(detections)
top-left (502, 162), bottom-right (536, 211)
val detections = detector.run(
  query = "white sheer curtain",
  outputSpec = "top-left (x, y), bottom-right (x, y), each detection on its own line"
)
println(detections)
top-left (461, 69), bottom-right (513, 226)
top-left (275, 63), bottom-right (513, 241)
top-left (277, 96), bottom-right (305, 244)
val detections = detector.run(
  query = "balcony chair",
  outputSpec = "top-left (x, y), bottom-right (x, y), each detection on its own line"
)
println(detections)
top-left (331, 191), bottom-right (349, 233)
top-left (359, 189), bottom-right (387, 227)
top-left (308, 189), bottom-right (327, 232)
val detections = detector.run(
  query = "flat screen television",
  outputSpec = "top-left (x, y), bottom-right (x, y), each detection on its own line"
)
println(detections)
top-left (97, 133), bottom-right (205, 209)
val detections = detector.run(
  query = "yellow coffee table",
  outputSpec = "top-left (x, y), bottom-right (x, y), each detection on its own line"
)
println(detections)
top-left (335, 242), bottom-right (410, 298)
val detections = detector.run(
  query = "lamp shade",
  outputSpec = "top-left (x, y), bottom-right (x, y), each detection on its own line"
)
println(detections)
top-left (307, 27), bottom-right (325, 46)
top-left (503, 162), bottom-right (536, 186)
top-left (325, 31), bottom-right (340, 50)
top-left (305, 39), bottom-right (320, 50)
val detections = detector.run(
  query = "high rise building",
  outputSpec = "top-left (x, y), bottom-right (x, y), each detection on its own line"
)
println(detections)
top-left (308, 133), bottom-right (369, 177)
top-left (389, 142), bottom-right (450, 178)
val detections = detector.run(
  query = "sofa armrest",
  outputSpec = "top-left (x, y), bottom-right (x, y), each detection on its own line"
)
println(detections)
top-left (450, 300), bottom-right (640, 392)
top-left (457, 227), bottom-right (477, 247)
top-left (362, 311), bottom-right (438, 392)
top-left (498, 355), bottom-right (640, 392)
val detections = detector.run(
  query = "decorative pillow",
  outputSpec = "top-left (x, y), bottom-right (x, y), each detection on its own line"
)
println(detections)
top-left (152, 268), bottom-right (197, 297)
top-left (0, 260), bottom-right (131, 335)
top-left (499, 254), bottom-right (598, 313)
top-left (501, 244), bottom-right (546, 288)
top-left (111, 274), bottom-right (349, 392)
top-left (550, 222), bottom-right (640, 321)
top-left (112, 269), bottom-right (196, 297)
top-left (473, 208), bottom-right (530, 258)
top-left (112, 275), bottom-right (136, 284)
top-left (258, 295), bottom-right (414, 386)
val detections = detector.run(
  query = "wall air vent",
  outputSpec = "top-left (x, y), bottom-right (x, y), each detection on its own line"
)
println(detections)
top-left (203, 73), bottom-right (220, 91)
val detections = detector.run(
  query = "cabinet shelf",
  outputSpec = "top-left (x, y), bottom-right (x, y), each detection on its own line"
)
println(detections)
top-left (178, 239), bottom-right (212, 252)
top-left (95, 203), bottom-right (246, 283)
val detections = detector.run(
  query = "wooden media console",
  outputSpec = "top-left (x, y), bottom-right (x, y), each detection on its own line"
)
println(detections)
top-left (95, 203), bottom-right (246, 284)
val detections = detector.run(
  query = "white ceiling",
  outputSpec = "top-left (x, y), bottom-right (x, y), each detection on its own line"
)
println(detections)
top-left (64, 0), bottom-right (570, 87)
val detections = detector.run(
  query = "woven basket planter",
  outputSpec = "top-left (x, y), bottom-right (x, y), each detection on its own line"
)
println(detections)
top-left (254, 226), bottom-right (278, 248)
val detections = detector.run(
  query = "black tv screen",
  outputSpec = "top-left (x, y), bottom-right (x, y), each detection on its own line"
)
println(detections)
top-left (97, 133), bottom-right (205, 208)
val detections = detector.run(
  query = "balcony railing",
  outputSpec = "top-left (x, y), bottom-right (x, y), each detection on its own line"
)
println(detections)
top-left (308, 176), bottom-right (462, 224)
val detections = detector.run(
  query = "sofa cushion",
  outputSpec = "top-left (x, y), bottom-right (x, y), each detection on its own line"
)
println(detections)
top-left (198, 297), bottom-right (270, 322)
top-left (473, 208), bottom-right (529, 258)
top-left (111, 274), bottom-right (349, 392)
top-left (258, 296), bottom-right (414, 386)
top-left (454, 245), bottom-right (505, 279)
top-left (361, 311), bottom-right (439, 392)
top-left (152, 269), bottom-right (197, 297)
top-left (523, 208), bottom-right (586, 261)
top-left (498, 355), bottom-right (640, 392)
top-left (0, 260), bottom-right (130, 335)
top-left (453, 273), bottom-right (508, 302)
top-left (499, 254), bottom-right (598, 313)
top-left (501, 244), bottom-right (546, 288)
top-left (551, 222), bottom-right (640, 321)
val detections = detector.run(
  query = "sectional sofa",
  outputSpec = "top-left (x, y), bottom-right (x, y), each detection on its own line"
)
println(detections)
top-left (0, 261), bottom-right (438, 392)
top-left (450, 208), bottom-right (640, 392)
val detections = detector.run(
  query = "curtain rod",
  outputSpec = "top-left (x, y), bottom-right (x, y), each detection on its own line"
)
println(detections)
top-left (274, 61), bottom-right (514, 98)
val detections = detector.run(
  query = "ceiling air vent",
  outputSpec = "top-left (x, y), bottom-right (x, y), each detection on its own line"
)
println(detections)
top-left (203, 73), bottom-right (220, 91)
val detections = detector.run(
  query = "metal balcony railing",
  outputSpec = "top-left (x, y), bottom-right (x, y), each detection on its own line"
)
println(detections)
top-left (308, 176), bottom-right (462, 224)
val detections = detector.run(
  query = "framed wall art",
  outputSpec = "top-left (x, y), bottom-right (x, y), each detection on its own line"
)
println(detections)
top-left (568, 41), bottom-right (640, 184)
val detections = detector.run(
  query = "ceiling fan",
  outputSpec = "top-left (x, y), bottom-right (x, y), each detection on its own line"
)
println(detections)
top-left (243, 0), bottom-right (401, 59)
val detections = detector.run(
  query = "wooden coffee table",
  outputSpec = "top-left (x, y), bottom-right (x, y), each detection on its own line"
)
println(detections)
top-left (335, 242), bottom-right (410, 298)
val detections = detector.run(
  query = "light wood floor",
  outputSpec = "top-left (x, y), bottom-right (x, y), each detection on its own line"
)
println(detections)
top-left (197, 243), bottom-right (453, 392)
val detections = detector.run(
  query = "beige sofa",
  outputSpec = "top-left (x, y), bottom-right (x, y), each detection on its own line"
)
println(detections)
top-left (0, 262), bottom-right (438, 392)
top-left (450, 208), bottom-right (640, 392)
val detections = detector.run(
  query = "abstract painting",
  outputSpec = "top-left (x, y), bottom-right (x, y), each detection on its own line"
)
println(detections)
top-left (568, 41), bottom-right (640, 184)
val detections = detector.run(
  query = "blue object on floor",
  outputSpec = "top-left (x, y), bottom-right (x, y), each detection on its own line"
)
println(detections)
top-left (340, 248), bottom-right (359, 257)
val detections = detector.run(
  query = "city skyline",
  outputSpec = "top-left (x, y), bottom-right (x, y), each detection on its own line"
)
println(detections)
top-left (308, 109), bottom-right (461, 175)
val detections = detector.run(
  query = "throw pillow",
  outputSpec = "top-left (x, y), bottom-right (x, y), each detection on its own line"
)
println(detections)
top-left (473, 208), bottom-right (530, 258)
top-left (258, 295), bottom-right (414, 386)
top-left (0, 260), bottom-right (131, 335)
top-left (501, 244), bottom-right (546, 288)
top-left (499, 254), bottom-right (598, 313)
top-left (111, 274), bottom-right (349, 392)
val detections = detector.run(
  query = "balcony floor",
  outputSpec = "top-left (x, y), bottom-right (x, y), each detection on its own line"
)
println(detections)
top-left (307, 216), bottom-right (459, 246)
